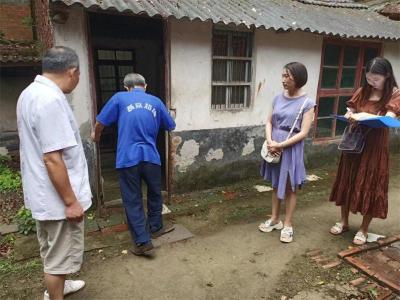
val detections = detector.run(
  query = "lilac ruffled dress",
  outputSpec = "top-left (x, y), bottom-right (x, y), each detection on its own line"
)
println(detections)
top-left (261, 93), bottom-right (316, 200)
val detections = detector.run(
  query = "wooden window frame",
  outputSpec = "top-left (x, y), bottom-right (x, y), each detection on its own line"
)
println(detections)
top-left (314, 39), bottom-right (382, 142)
top-left (211, 28), bottom-right (253, 110)
top-left (94, 48), bottom-right (136, 108)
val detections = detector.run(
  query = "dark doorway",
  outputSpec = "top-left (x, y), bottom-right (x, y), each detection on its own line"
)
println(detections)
top-left (88, 12), bottom-right (166, 204)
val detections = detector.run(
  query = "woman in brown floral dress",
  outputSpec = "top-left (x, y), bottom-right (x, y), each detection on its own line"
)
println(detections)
top-left (329, 57), bottom-right (400, 245)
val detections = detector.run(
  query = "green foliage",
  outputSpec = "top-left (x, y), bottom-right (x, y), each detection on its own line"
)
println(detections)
top-left (15, 207), bottom-right (36, 235)
top-left (0, 258), bottom-right (41, 278)
top-left (0, 157), bottom-right (21, 192)
top-left (0, 234), bottom-right (15, 248)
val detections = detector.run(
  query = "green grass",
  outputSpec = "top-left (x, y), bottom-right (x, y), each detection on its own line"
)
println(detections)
top-left (0, 258), bottom-right (42, 280)
top-left (0, 156), bottom-right (21, 192)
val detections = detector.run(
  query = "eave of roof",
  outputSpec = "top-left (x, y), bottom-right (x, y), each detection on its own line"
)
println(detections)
top-left (51, 0), bottom-right (400, 40)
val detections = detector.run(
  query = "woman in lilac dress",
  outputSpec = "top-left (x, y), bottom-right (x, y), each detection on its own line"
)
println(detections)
top-left (259, 62), bottom-right (316, 243)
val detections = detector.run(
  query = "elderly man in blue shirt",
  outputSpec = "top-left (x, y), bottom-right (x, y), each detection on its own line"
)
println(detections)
top-left (92, 73), bottom-right (176, 255)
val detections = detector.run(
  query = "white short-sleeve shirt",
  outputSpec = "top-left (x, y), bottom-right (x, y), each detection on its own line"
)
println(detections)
top-left (17, 75), bottom-right (92, 220)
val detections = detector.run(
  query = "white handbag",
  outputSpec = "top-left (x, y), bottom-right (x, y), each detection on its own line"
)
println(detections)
top-left (261, 140), bottom-right (281, 163)
top-left (261, 98), bottom-right (308, 163)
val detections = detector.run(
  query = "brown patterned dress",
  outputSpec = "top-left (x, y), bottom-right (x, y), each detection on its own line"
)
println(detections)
top-left (329, 88), bottom-right (400, 219)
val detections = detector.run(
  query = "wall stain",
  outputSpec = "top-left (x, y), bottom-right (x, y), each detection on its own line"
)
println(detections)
top-left (242, 138), bottom-right (255, 156)
top-left (205, 148), bottom-right (224, 161)
top-left (174, 139), bottom-right (200, 172)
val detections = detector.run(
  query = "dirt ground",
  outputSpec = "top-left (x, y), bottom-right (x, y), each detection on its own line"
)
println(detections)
top-left (1, 154), bottom-right (399, 300)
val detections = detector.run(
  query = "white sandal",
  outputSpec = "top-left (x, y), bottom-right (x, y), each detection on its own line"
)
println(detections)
top-left (330, 222), bottom-right (349, 235)
top-left (353, 231), bottom-right (368, 245)
top-left (258, 219), bottom-right (283, 233)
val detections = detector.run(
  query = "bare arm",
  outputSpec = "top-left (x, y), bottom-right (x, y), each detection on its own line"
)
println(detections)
top-left (43, 150), bottom-right (83, 222)
top-left (265, 111), bottom-right (273, 144)
top-left (91, 121), bottom-right (105, 142)
top-left (277, 108), bottom-right (315, 149)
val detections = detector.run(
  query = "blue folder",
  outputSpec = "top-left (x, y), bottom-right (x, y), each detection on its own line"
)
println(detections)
top-left (334, 115), bottom-right (400, 128)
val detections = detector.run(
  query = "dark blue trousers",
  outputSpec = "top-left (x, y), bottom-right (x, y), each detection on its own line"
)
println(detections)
top-left (119, 162), bottom-right (163, 245)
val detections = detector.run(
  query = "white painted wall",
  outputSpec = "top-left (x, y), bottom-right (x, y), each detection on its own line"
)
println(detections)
top-left (170, 19), bottom-right (323, 131)
top-left (53, 6), bottom-right (93, 138)
top-left (383, 41), bottom-right (400, 80)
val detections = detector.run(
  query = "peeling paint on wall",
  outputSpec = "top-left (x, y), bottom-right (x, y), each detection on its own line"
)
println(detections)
top-left (242, 138), bottom-right (255, 156)
top-left (174, 139), bottom-right (200, 172)
top-left (205, 148), bottom-right (223, 162)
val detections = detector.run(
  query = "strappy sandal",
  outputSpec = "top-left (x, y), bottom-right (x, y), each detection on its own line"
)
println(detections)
top-left (353, 231), bottom-right (368, 245)
top-left (329, 222), bottom-right (349, 235)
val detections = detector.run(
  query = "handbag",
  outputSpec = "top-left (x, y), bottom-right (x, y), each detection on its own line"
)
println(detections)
top-left (261, 98), bottom-right (309, 163)
top-left (338, 124), bottom-right (370, 154)
top-left (261, 140), bottom-right (280, 163)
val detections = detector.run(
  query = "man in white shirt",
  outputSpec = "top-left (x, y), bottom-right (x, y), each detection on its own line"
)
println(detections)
top-left (17, 46), bottom-right (92, 300)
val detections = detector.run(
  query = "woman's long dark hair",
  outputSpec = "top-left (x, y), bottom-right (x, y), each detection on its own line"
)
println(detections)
top-left (360, 57), bottom-right (398, 110)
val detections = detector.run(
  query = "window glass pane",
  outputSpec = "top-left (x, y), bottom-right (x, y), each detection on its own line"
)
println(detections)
top-left (230, 60), bottom-right (251, 82)
top-left (324, 44), bottom-right (341, 66)
top-left (317, 97), bottom-right (335, 117)
top-left (230, 86), bottom-right (249, 107)
top-left (116, 51), bottom-right (133, 61)
top-left (321, 67), bottom-right (338, 88)
top-left (98, 65), bottom-right (115, 77)
top-left (338, 96), bottom-right (351, 115)
top-left (100, 78), bottom-right (116, 91)
top-left (213, 33), bottom-right (228, 56)
top-left (316, 118), bottom-right (333, 138)
top-left (98, 50), bottom-right (115, 60)
top-left (343, 46), bottom-right (359, 66)
top-left (340, 68), bottom-right (356, 88)
top-left (232, 34), bottom-right (249, 57)
top-left (335, 118), bottom-right (347, 136)
top-left (212, 86), bottom-right (227, 106)
top-left (212, 60), bottom-right (227, 81)
top-left (364, 47), bottom-right (379, 66)
top-left (118, 65), bottom-right (134, 78)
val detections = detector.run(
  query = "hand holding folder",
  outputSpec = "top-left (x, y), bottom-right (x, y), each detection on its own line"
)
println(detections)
top-left (335, 114), bottom-right (400, 128)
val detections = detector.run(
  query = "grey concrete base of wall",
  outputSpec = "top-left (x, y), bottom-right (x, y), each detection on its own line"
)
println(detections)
top-left (171, 126), bottom-right (400, 193)
top-left (0, 131), bottom-right (19, 156)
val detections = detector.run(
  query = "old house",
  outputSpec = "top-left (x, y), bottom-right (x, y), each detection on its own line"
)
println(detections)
top-left (1, 0), bottom-right (399, 209)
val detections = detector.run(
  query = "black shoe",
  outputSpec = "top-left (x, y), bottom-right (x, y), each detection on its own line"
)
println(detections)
top-left (151, 222), bottom-right (175, 239)
top-left (130, 241), bottom-right (154, 256)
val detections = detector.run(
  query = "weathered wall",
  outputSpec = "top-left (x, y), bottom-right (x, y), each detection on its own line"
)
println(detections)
top-left (0, 0), bottom-right (33, 41)
top-left (170, 19), bottom-right (322, 132)
top-left (53, 6), bottom-right (93, 137)
top-left (49, 13), bottom-right (400, 196)
top-left (170, 19), bottom-right (324, 192)
top-left (383, 41), bottom-right (400, 80)
top-left (52, 6), bottom-right (97, 196)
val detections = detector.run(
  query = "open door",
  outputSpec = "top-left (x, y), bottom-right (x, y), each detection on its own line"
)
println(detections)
top-left (88, 13), bottom-right (168, 206)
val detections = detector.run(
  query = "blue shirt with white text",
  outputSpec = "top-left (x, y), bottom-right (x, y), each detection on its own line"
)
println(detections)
top-left (96, 89), bottom-right (176, 168)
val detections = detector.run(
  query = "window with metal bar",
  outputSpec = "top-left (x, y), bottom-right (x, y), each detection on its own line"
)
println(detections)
top-left (96, 49), bottom-right (135, 109)
top-left (315, 41), bottom-right (381, 140)
top-left (211, 29), bottom-right (253, 109)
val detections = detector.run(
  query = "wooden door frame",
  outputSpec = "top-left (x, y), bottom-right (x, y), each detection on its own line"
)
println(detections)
top-left (163, 18), bottom-right (172, 203)
top-left (85, 11), bottom-right (172, 208)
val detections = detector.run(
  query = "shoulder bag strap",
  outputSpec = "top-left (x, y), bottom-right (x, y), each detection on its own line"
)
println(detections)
top-left (285, 98), bottom-right (308, 141)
